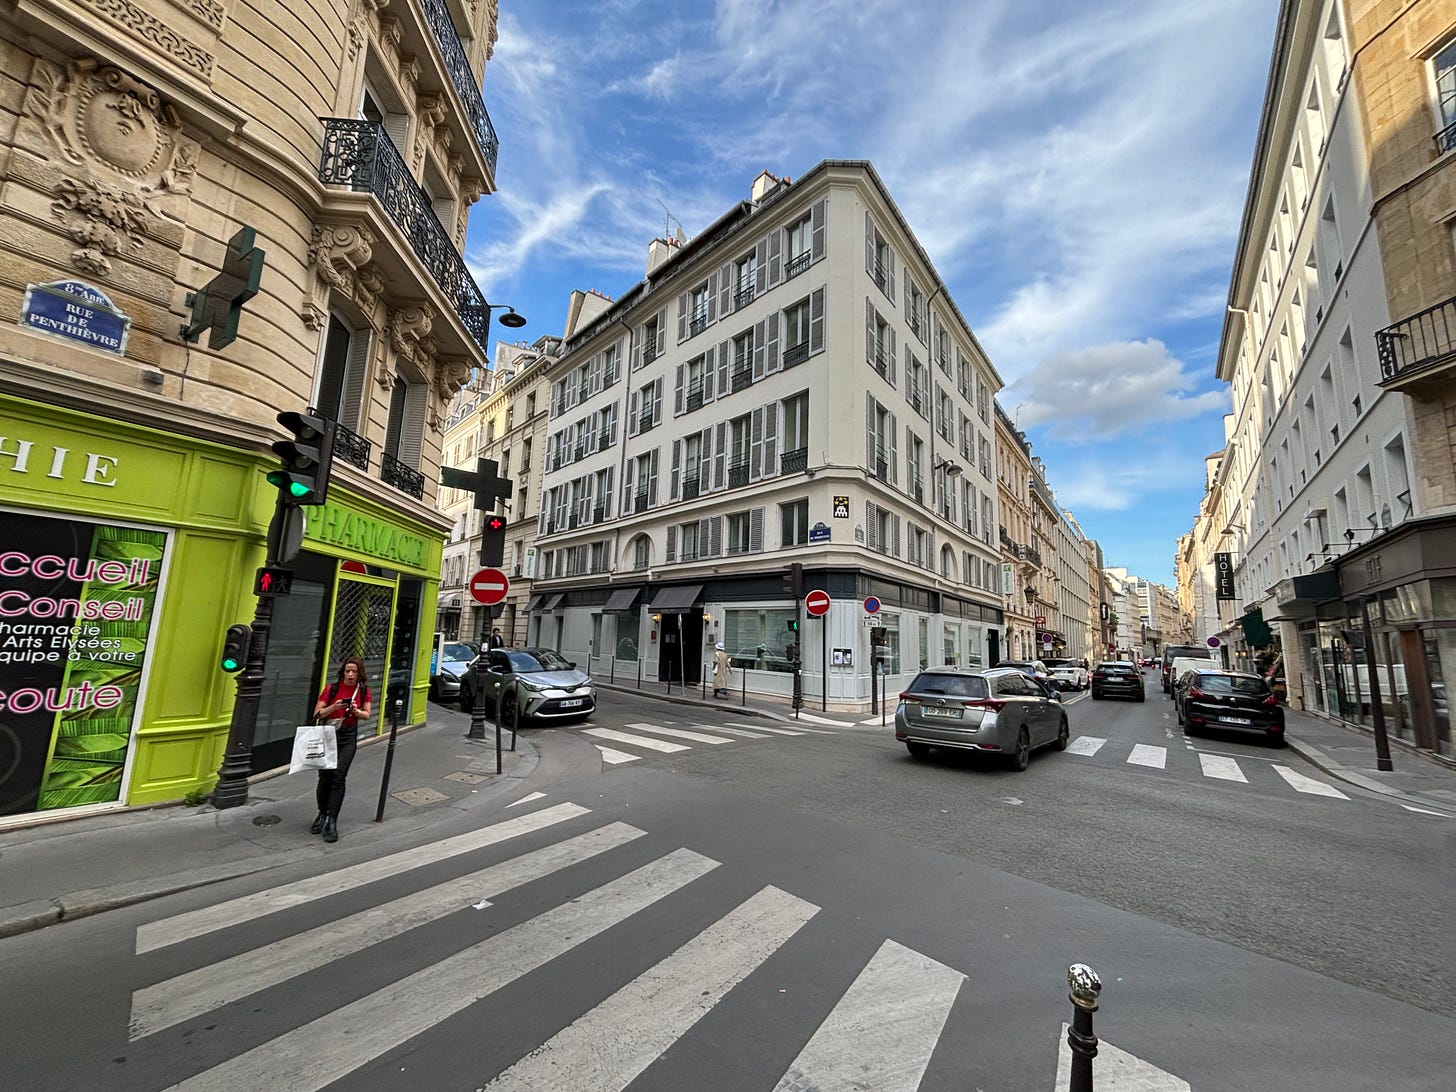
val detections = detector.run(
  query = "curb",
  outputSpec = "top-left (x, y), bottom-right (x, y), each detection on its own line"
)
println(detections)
top-left (1285, 735), bottom-right (1456, 814)
top-left (594, 681), bottom-right (863, 728)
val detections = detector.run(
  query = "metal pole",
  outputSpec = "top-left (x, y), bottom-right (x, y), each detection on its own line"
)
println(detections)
top-left (821, 612), bottom-right (828, 711)
top-left (880, 660), bottom-right (887, 727)
top-left (741, 663), bottom-right (747, 706)
top-left (678, 611), bottom-right (686, 696)
top-left (373, 694), bottom-right (403, 822)
top-left (493, 684), bottom-right (504, 774)
top-left (1066, 963), bottom-right (1101, 1092)
top-left (1361, 600), bottom-right (1395, 771)
top-left (467, 656), bottom-right (487, 740)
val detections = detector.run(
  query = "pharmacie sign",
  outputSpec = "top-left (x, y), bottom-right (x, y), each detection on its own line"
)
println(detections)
top-left (0, 511), bottom-right (168, 815)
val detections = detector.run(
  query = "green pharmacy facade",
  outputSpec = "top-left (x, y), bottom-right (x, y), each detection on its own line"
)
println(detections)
top-left (0, 393), bottom-right (443, 823)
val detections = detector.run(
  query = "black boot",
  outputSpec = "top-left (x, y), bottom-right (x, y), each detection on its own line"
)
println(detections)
top-left (309, 812), bottom-right (326, 835)
top-left (322, 817), bottom-right (338, 843)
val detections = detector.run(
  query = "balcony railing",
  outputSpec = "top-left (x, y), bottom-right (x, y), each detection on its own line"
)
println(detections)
top-left (732, 367), bottom-right (754, 393)
top-left (1437, 118), bottom-right (1456, 156)
top-left (634, 490), bottom-right (649, 513)
top-left (728, 461), bottom-right (751, 488)
top-left (782, 342), bottom-right (809, 368)
top-left (333, 420), bottom-right (371, 471)
top-left (735, 282), bottom-right (755, 309)
top-left (872, 347), bottom-right (890, 380)
top-left (637, 411), bottom-right (656, 433)
top-left (689, 309), bottom-right (708, 336)
top-left (642, 336), bottom-right (659, 364)
top-left (420, 0), bottom-right (499, 176)
top-left (999, 525), bottom-right (1013, 547)
top-left (381, 451), bottom-right (424, 499)
top-left (872, 451), bottom-right (890, 482)
top-left (780, 447), bottom-right (808, 474)
top-left (593, 505), bottom-right (607, 523)
top-left (685, 381), bottom-right (704, 412)
top-left (1377, 293), bottom-right (1456, 385)
top-left (874, 260), bottom-right (889, 292)
top-left (318, 118), bottom-right (489, 351)
top-left (574, 444), bottom-right (585, 461)
top-left (785, 251), bottom-right (811, 279)
top-left (682, 476), bottom-right (701, 501)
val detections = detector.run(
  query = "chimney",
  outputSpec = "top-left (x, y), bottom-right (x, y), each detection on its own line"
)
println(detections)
top-left (646, 236), bottom-right (679, 276)
top-left (751, 170), bottom-right (781, 203)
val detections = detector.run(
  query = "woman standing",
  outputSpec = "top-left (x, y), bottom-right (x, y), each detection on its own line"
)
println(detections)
top-left (712, 642), bottom-right (731, 699)
top-left (310, 657), bottom-right (372, 843)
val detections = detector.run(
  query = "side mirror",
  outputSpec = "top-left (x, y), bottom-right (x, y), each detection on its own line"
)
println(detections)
top-left (566, 661), bottom-right (577, 670)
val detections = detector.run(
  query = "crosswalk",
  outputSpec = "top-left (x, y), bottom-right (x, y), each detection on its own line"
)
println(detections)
top-left (579, 719), bottom-right (832, 765)
top-left (1064, 736), bottom-right (1350, 800)
top-left (122, 800), bottom-right (1184, 1090)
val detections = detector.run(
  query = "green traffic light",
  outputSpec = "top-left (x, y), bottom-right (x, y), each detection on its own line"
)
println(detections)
top-left (221, 657), bottom-right (241, 672)
top-left (287, 481), bottom-right (309, 498)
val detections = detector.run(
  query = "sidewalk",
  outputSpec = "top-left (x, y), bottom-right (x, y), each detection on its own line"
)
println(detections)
top-left (0, 707), bottom-right (537, 938)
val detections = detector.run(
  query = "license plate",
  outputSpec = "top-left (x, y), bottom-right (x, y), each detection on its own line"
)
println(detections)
top-left (921, 706), bottom-right (962, 719)
top-left (1221, 716), bottom-right (1251, 725)
top-left (558, 698), bottom-right (584, 708)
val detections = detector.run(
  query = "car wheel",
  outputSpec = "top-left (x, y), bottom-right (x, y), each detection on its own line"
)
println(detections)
top-left (501, 691), bottom-right (525, 728)
top-left (459, 686), bottom-right (473, 714)
top-left (1134, 692), bottom-right (1145, 703)
top-left (906, 741), bottom-right (930, 759)
top-left (1009, 727), bottom-right (1031, 771)
top-left (1054, 717), bottom-right (1069, 751)
top-left (1269, 734), bottom-right (1288, 748)
top-left (1091, 690), bottom-right (1102, 700)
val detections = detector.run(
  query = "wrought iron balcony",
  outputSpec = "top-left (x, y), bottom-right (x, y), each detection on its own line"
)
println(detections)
top-left (593, 505), bottom-right (607, 523)
top-left (568, 512), bottom-right (580, 530)
top-left (634, 490), bottom-right (649, 513)
top-left (874, 260), bottom-right (889, 292)
top-left (999, 525), bottom-right (1013, 547)
top-left (638, 411), bottom-right (656, 433)
top-left (1377, 293), bottom-right (1456, 387)
top-left (732, 367), bottom-right (754, 393)
top-left (780, 447), bottom-right (808, 474)
top-left (735, 282), bottom-right (755, 309)
top-left (728, 461), bottom-right (751, 488)
top-left (381, 451), bottom-right (424, 499)
top-left (318, 118), bottom-right (488, 351)
top-left (332, 420), bottom-right (371, 471)
top-left (785, 252), bottom-right (810, 279)
top-left (873, 347), bottom-right (891, 380)
top-left (597, 431), bottom-right (611, 450)
top-left (574, 444), bottom-right (585, 461)
top-left (419, 0), bottom-right (499, 175)
top-left (642, 336), bottom-right (659, 364)
top-left (690, 309), bottom-right (708, 336)
top-left (1437, 118), bottom-right (1456, 156)
top-left (682, 476), bottom-right (700, 501)
top-left (686, 381), bottom-right (704, 411)
top-left (782, 342), bottom-right (809, 368)
top-left (872, 452), bottom-right (890, 482)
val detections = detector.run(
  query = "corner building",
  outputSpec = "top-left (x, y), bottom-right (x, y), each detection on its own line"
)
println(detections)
top-left (0, 0), bottom-right (503, 821)
top-left (526, 163), bottom-right (1005, 711)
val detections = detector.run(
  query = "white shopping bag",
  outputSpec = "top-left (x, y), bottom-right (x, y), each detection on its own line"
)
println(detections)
top-left (289, 723), bottom-right (338, 774)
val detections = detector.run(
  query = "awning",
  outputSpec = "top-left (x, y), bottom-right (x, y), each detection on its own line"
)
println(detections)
top-left (603, 587), bottom-right (641, 613)
top-left (648, 584), bottom-right (703, 612)
top-left (524, 594), bottom-right (544, 612)
top-left (541, 592), bottom-right (565, 612)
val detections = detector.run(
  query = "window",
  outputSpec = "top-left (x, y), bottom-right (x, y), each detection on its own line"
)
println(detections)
top-left (873, 230), bottom-right (892, 294)
top-left (907, 353), bottom-right (928, 416)
top-left (686, 354), bottom-right (708, 411)
top-left (782, 298), bottom-right (811, 366)
top-left (943, 623), bottom-right (960, 668)
top-left (678, 520), bottom-right (700, 561)
top-left (733, 329), bottom-right (755, 390)
top-left (781, 499), bottom-right (809, 546)
top-left (632, 535), bottom-right (651, 570)
top-left (690, 283), bottom-right (710, 334)
top-left (908, 281), bottom-right (926, 341)
top-left (976, 379), bottom-right (989, 423)
top-left (315, 312), bottom-right (369, 432)
top-left (781, 391), bottom-right (808, 473)
top-left (784, 214), bottom-right (812, 277)
top-left (872, 313), bottom-right (892, 379)
top-left (729, 413), bottom-right (752, 485)
top-left (382, 369), bottom-right (425, 468)
top-left (727, 511), bottom-right (752, 555)
top-left (641, 313), bottom-right (663, 365)
top-left (1436, 39), bottom-right (1456, 151)
top-left (634, 379), bottom-right (662, 433)
top-left (908, 432), bottom-right (925, 501)
top-left (735, 252), bottom-right (757, 308)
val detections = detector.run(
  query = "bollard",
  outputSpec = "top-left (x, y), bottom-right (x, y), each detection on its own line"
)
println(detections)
top-left (1066, 963), bottom-right (1101, 1092)
top-left (466, 656), bottom-right (487, 741)
top-left (373, 694), bottom-right (405, 822)
top-left (741, 665), bottom-right (747, 706)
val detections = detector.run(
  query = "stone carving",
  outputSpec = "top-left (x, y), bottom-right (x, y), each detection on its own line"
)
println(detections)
top-left (387, 305), bottom-right (437, 365)
top-left (51, 177), bottom-right (147, 276)
top-left (347, 0), bottom-right (389, 58)
top-left (309, 224), bottom-right (374, 292)
top-left (77, 0), bottom-right (214, 77)
top-left (186, 0), bottom-right (226, 30)
top-left (435, 357), bottom-right (474, 400)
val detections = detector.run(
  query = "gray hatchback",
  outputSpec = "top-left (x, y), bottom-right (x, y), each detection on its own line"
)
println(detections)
top-left (894, 667), bottom-right (1069, 770)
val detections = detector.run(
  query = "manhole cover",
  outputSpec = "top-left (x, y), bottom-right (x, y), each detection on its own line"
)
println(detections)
top-left (444, 772), bottom-right (488, 785)
top-left (252, 814), bottom-right (282, 826)
top-left (391, 787), bottom-right (449, 806)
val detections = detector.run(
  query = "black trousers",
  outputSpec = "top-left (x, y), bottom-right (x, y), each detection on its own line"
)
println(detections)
top-left (315, 731), bottom-right (358, 818)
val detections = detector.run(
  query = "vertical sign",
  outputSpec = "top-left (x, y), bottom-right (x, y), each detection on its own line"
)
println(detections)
top-left (1214, 552), bottom-right (1236, 600)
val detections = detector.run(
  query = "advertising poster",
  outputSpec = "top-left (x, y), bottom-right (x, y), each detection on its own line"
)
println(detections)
top-left (0, 511), bottom-right (167, 815)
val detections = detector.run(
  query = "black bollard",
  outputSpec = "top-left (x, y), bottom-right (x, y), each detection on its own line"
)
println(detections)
top-left (1066, 963), bottom-right (1101, 1092)
top-left (373, 692), bottom-right (405, 823)
top-left (466, 655), bottom-right (487, 741)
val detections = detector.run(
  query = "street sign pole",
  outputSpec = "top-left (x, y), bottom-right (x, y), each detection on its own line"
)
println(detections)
top-left (822, 604), bottom-right (828, 711)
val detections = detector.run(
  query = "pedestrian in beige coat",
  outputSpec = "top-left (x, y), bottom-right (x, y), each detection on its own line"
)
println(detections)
top-left (712, 642), bottom-right (732, 698)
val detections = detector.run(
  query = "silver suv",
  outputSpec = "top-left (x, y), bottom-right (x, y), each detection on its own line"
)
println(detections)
top-left (894, 667), bottom-right (1069, 771)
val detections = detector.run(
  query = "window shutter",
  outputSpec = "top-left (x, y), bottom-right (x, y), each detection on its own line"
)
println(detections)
top-left (706, 516), bottom-right (721, 557)
top-left (905, 424), bottom-right (914, 491)
top-left (706, 272), bottom-right (718, 324)
top-left (665, 524), bottom-right (677, 563)
top-left (713, 421), bottom-right (727, 488)
top-left (811, 199), bottom-right (826, 261)
top-left (622, 461), bottom-right (634, 513)
top-left (703, 345), bottom-right (717, 402)
top-left (767, 230), bottom-right (782, 285)
top-left (652, 378), bottom-right (664, 421)
top-left (765, 312), bottom-right (780, 374)
top-left (717, 339), bottom-right (731, 393)
top-left (400, 382), bottom-right (427, 468)
top-left (887, 329), bottom-right (897, 385)
top-left (762, 401), bottom-right (778, 478)
top-left (886, 248), bottom-right (896, 301)
top-left (699, 427), bottom-right (712, 486)
top-left (752, 319), bottom-right (766, 380)
top-left (866, 396), bottom-right (876, 472)
top-left (809, 287), bottom-right (825, 355)
top-left (750, 507), bottom-right (764, 552)
top-left (926, 528), bottom-right (936, 570)
top-left (630, 327), bottom-right (642, 372)
top-left (674, 363), bottom-right (685, 416)
top-left (341, 329), bottom-right (371, 433)
top-left (670, 438), bottom-right (681, 500)
top-left (677, 293), bottom-right (688, 343)
top-left (749, 406), bottom-right (764, 482)
top-left (629, 389), bottom-right (640, 435)
top-left (866, 298), bottom-right (875, 365)
top-left (887, 410), bottom-right (898, 485)
top-left (903, 277), bottom-right (911, 318)
top-left (649, 447), bottom-right (660, 504)
top-left (718, 263), bottom-right (732, 314)
top-left (892, 514), bottom-right (902, 557)
top-left (866, 501), bottom-right (879, 552)
top-left (603, 467), bottom-right (614, 518)
top-left (756, 238), bottom-right (769, 295)
top-left (865, 212), bottom-right (874, 275)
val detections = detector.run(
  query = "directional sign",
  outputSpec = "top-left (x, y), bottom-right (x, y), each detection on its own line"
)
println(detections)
top-left (863, 595), bottom-right (881, 614)
top-left (469, 567), bottom-right (510, 606)
top-left (805, 590), bottom-right (831, 617)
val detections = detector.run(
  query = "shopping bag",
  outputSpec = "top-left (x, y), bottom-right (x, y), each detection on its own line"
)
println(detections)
top-left (289, 723), bottom-right (338, 774)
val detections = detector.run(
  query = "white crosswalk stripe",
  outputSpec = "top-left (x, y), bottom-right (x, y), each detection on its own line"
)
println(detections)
top-left (626, 722), bottom-right (735, 744)
top-left (694, 724), bottom-right (771, 738)
top-left (1066, 735), bottom-right (1106, 756)
top-left (1064, 738), bottom-right (1356, 802)
top-left (726, 722), bottom-right (812, 736)
top-left (582, 726), bottom-right (690, 752)
top-left (1198, 754), bottom-right (1248, 782)
top-left (595, 744), bottom-right (640, 764)
top-left (1272, 765), bottom-right (1349, 799)
top-left (1127, 744), bottom-right (1167, 769)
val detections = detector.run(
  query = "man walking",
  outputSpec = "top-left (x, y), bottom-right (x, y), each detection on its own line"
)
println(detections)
top-left (487, 627), bottom-right (505, 649)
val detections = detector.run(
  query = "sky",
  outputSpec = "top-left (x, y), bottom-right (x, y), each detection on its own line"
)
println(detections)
top-left (465, 0), bottom-right (1281, 587)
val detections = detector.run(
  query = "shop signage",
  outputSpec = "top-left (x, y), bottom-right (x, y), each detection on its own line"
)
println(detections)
top-left (809, 521), bottom-right (831, 543)
top-left (0, 511), bottom-right (167, 815)
top-left (22, 280), bottom-right (131, 355)
top-left (308, 502), bottom-right (427, 568)
top-left (1214, 552), bottom-right (1236, 600)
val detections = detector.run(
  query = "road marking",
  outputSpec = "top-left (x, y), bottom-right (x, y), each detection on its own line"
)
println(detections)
top-left (859, 716), bottom-right (891, 726)
top-left (1402, 804), bottom-right (1453, 817)
top-left (484, 886), bottom-right (818, 1091)
top-left (726, 723), bottom-right (809, 736)
top-left (1054, 1023), bottom-right (1191, 1090)
top-left (1272, 765), bottom-right (1349, 799)
top-left (693, 724), bottom-right (770, 738)
top-left (1126, 744), bottom-right (1167, 769)
top-left (506, 791), bottom-right (546, 808)
top-left (772, 939), bottom-right (964, 1092)
top-left (782, 711), bottom-right (855, 727)
top-left (1066, 736), bottom-right (1106, 756)
top-left (583, 727), bottom-right (690, 753)
top-left (1198, 754), bottom-right (1247, 782)
top-left (135, 802), bottom-right (590, 954)
top-left (626, 722), bottom-right (734, 744)
top-left (164, 849), bottom-right (720, 1092)
top-left (130, 823), bottom-right (646, 1040)
top-left (595, 745), bottom-right (640, 765)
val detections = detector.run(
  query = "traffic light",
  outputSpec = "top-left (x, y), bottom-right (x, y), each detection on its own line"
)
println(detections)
top-left (481, 511), bottom-right (508, 567)
top-left (782, 562), bottom-right (804, 599)
top-left (786, 618), bottom-right (799, 633)
top-left (268, 409), bottom-right (335, 505)
top-left (220, 623), bottom-right (251, 673)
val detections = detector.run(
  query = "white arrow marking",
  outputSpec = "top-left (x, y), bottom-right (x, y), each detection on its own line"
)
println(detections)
top-left (1054, 1024), bottom-right (1191, 1090)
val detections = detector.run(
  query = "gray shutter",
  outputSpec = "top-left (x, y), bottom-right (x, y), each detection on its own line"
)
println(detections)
top-left (886, 248), bottom-right (896, 301)
top-left (630, 327), bottom-right (642, 372)
top-left (892, 514), bottom-right (902, 558)
top-left (756, 238), bottom-right (769, 295)
top-left (674, 363), bottom-right (685, 416)
top-left (670, 437), bottom-right (681, 500)
top-left (905, 424), bottom-right (915, 493)
top-left (903, 277), bottom-right (911, 320)
top-left (703, 345), bottom-right (717, 402)
top-left (653, 377), bottom-right (664, 421)
top-left (866, 501), bottom-right (879, 552)
top-left (767, 230), bottom-right (782, 286)
top-left (713, 421), bottom-right (727, 488)
top-left (752, 319), bottom-right (766, 380)
top-left (765, 312), bottom-right (780, 374)
top-left (648, 447), bottom-right (659, 504)
top-left (717, 339), bottom-right (731, 393)
top-left (749, 405), bottom-right (764, 482)
top-left (762, 401), bottom-right (778, 478)
top-left (628, 388), bottom-right (640, 435)
top-left (809, 287), bottom-right (825, 355)
top-left (865, 212), bottom-right (874, 275)
top-left (401, 381), bottom-right (427, 468)
top-left (700, 427), bottom-right (712, 487)
top-left (887, 410), bottom-right (898, 485)
top-left (706, 272), bottom-right (718, 324)
top-left (665, 524), bottom-right (677, 562)
top-left (718, 263), bottom-right (732, 314)
top-left (811, 199), bottom-right (826, 261)
top-left (866, 396), bottom-right (876, 473)
top-left (887, 329), bottom-right (897, 385)
top-left (866, 298), bottom-right (875, 365)
top-left (749, 507), bottom-right (764, 552)
top-left (707, 516), bottom-right (721, 557)
top-left (677, 293), bottom-right (688, 342)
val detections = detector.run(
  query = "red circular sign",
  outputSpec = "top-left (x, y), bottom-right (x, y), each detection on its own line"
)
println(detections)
top-left (468, 567), bottom-right (510, 605)
top-left (805, 589), bottom-right (831, 617)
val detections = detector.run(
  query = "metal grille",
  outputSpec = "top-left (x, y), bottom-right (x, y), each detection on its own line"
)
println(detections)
top-left (329, 578), bottom-right (395, 734)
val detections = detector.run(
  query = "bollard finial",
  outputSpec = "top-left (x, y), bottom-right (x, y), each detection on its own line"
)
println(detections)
top-left (1067, 963), bottom-right (1101, 1011)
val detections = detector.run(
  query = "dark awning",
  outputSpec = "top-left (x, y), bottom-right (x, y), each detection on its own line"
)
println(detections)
top-left (541, 592), bottom-right (565, 612)
top-left (524, 594), bottom-right (544, 612)
top-left (648, 584), bottom-right (703, 612)
top-left (603, 587), bottom-right (641, 613)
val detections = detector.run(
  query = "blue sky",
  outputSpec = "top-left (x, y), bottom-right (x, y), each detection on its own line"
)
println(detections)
top-left (465, 0), bottom-right (1280, 586)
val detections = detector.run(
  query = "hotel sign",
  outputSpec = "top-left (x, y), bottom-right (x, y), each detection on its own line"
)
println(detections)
top-left (1214, 552), bottom-right (1236, 600)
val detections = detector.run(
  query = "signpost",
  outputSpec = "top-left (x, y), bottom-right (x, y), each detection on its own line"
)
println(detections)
top-left (863, 595), bottom-right (881, 614)
top-left (805, 590), bottom-right (831, 711)
top-left (805, 590), bottom-right (831, 617)
top-left (1206, 636), bottom-right (1221, 649)
top-left (469, 567), bottom-right (510, 606)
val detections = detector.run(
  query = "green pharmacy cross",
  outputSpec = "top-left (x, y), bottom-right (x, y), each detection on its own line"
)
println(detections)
top-left (181, 226), bottom-right (265, 350)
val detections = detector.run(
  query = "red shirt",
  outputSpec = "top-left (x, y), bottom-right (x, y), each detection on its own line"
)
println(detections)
top-left (319, 682), bottom-right (368, 730)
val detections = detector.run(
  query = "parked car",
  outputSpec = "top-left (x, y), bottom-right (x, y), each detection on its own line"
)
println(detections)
top-left (1175, 669), bottom-right (1285, 744)
top-left (459, 647), bottom-right (596, 725)
top-left (894, 666), bottom-right (1069, 770)
top-left (1043, 657), bottom-right (1089, 691)
top-left (429, 641), bottom-right (479, 702)
top-left (1090, 661), bottom-right (1145, 701)
top-left (1160, 644), bottom-right (1213, 692)
top-left (1165, 657), bottom-right (1214, 699)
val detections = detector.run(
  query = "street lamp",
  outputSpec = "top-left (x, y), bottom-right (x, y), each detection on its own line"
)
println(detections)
top-left (932, 457), bottom-right (962, 478)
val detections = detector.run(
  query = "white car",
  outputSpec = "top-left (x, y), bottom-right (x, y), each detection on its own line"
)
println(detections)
top-left (1043, 658), bottom-right (1089, 691)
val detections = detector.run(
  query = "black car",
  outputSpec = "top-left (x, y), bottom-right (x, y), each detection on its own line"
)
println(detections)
top-left (1090, 661), bottom-right (1145, 701)
top-left (1174, 669), bottom-right (1284, 744)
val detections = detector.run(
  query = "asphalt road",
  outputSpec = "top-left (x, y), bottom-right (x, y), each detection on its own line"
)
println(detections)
top-left (0, 679), bottom-right (1449, 1091)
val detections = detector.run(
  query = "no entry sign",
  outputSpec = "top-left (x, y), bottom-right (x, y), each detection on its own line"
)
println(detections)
top-left (805, 589), bottom-right (831, 617)
top-left (469, 567), bottom-right (510, 605)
